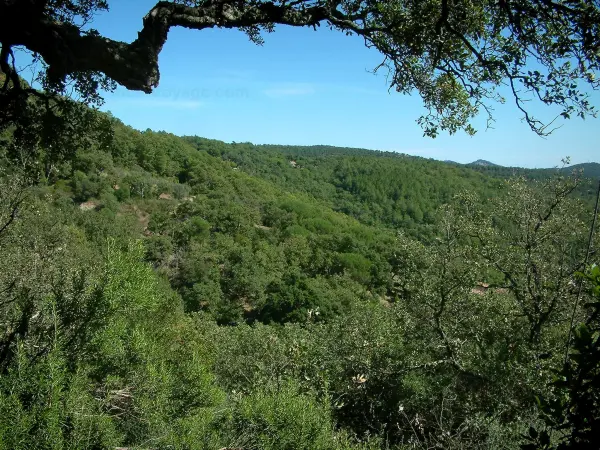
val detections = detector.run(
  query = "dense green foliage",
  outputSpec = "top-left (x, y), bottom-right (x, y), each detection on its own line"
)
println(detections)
top-left (184, 138), bottom-right (498, 238)
top-left (523, 264), bottom-right (600, 449)
top-left (1, 109), bottom-right (599, 448)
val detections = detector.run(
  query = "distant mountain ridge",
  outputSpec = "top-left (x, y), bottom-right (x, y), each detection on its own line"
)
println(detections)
top-left (453, 159), bottom-right (598, 177)
top-left (563, 162), bottom-right (600, 179)
top-left (467, 159), bottom-right (499, 167)
top-left (254, 144), bottom-right (598, 175)
top-left (436, 157), bottom-right (598, 178)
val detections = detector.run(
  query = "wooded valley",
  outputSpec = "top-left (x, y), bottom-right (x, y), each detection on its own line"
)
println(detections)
top-left (2, 0), bottom-right (600, 446)
top-left (1, 107), bottom-right (599, 448)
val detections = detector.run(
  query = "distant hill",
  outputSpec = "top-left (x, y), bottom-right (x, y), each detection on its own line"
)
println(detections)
top-left (467, 159), bottom-right (500, 167)
top-left (462, 160), bottom-right (599, 180)
top-left (462, 159), bottom-right (599, 178)
top-left (561, 162), bottom-right (600, 179)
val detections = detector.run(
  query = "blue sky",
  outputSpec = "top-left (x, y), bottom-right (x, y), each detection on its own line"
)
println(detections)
top-left (54, 1), bottom-right (600, 167)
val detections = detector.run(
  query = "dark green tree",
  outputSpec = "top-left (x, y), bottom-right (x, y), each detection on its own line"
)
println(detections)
top-left (523, 264), bottom-right (600, 449)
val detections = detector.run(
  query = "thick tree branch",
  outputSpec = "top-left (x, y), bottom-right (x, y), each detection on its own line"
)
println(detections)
top-left (0, 0), bottom-right (375, 93)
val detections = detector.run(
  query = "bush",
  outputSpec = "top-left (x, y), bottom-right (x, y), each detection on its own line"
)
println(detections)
top-left (229, 381), bottom-right (337, 450)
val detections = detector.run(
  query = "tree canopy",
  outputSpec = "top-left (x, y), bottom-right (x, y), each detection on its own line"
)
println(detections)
top-left (1, 0), bottom-right (600, 137)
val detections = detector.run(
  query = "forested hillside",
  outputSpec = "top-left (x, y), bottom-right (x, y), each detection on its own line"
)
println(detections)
top-left (3, 0), bottom-right (600, 444)
top-left (1, 107), bottom-right (599, 448)
top-left (183, 138), bottom-right (599, 237)
top-left (460, 161), bottom-right (600, 202)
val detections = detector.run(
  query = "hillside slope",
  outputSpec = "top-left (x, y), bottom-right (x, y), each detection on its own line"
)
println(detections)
top-left (183, 138), bottom-right (508, 237)
top-left (2, 108), bottom-right (598, 449)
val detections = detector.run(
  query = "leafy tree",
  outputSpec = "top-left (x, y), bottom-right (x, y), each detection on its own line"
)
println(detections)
top-left (523, 264), bottom-right (600, 449)
top-left (458, 175), bottom-right (592, 345)
top-left (2, 0), bottom-right (600, 137)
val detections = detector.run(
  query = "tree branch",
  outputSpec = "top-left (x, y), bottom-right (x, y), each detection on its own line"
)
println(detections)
top-left (0, 0), bottom-right (376, 93)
